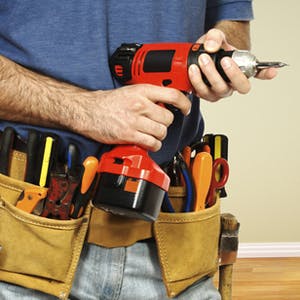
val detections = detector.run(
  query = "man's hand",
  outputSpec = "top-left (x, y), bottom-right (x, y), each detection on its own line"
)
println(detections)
top-left (0, 55), bottom-right (190, 152)
top-left (72, 84), bottom-right (191, 152)
top-left (188, 28), bottom-right (277, 102)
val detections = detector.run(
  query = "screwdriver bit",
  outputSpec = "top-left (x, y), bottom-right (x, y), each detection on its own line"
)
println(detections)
top-left (230, 50), bottom-right (288, 78)
top-left (256, 61), bottom-right (288, 70)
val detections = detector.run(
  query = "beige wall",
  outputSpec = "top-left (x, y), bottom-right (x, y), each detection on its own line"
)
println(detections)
top-left (201, 0), bottom-right (300, 243)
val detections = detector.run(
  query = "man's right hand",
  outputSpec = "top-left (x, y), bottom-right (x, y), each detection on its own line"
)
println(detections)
top-left (69, 84), bottom-right (191, 152)
top-left (0, 55), bottom-right (190, 152)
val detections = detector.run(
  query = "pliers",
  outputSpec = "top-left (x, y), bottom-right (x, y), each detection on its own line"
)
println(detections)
top-left (162, 152), bottom-right (195, 213)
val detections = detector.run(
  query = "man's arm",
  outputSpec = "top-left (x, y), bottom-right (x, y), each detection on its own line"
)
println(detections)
top-left (214, 20), bottom-right (251, 50)
top-left (0, 54), bottom-right (191, 152)
top-left (0, 54), bottom-right (86, 128)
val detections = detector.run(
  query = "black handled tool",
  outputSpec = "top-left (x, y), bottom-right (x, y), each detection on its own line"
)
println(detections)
top-left (25, 129), bottom-right (41, 184)
top-left (0, 127), bottom-right (15, 175)
top-left (213, 134), bottom-right (229, 198)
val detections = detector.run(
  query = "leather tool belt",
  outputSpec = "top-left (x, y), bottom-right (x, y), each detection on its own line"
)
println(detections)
top-left (0, 150), bottom-right (220, 299)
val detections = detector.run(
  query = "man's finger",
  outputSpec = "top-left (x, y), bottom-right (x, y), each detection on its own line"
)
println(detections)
top-left (203, 29), bottom-right (226, 52)
top-left (137, 116), bottom-right (168, 142)
top-left (255, 68), bottom-right (278, 80)
top-left (139, 84), bottom-right (192, 116)
top-left (188, 64), bottom-right (220, 102)
top-left (220, 57), bottom-right (251, 94)
top-left (144, 102), bottom-right (174, 127)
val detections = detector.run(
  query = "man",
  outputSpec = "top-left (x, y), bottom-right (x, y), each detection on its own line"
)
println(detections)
top-left (0, 1), bottom-right (276, 299)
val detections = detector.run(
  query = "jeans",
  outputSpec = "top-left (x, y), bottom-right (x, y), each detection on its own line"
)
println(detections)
top-left (0, 242), bottom-right (221, 300)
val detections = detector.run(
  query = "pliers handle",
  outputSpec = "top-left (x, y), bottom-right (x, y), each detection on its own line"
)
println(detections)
top-left (162, 152), bottom-right (195, 213)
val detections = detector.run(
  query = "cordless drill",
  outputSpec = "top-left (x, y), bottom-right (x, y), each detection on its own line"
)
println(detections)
top-left (109, 43), bottom-right (286, 89)
top-left (93, 42), bottom-right (286, 221)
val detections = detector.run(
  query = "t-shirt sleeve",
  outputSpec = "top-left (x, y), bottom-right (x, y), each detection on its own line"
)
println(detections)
top-left (205, 0), bottom-right (254, 30)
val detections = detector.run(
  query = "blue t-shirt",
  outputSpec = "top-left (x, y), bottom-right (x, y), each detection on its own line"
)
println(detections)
top-left (0, 0), bottom-right (253, 164)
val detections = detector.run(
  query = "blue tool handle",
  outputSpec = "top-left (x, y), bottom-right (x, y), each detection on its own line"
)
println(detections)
top-left (182, 168), bottom-right (193, 212)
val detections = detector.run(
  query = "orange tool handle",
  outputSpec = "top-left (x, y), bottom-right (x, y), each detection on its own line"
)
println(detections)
top-left (16, 187), bottom-right (48, 213)
top-left (192, 152), bottom-right (213, 211)
top-left (182, 146), bottom-right (191, 168)
top-left (81, 156), bottom-right (99, 194)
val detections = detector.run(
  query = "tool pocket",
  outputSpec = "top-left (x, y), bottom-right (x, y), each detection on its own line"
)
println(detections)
top-left (0, 174), bottom-right (90, 300)
top-left (154, 186), bottom-right (220, 298)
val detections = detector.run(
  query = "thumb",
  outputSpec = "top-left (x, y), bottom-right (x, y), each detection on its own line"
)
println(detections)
top-left (203, 28), bottom-right (227, 52)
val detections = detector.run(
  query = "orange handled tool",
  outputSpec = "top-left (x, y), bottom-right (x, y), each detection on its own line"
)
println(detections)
top-left (69, 156), bottom-right (98, 218)
top-left (192, 152), bottom-right (213, 211)
top-left (80, 156), bottom-right (98, 194)
top-left (182, 146), bottom-right (192, 168)
top-left (16, 187), bottom-right (48, 213)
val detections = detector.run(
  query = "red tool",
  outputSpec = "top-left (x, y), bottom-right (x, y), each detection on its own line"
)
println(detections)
top-left (96, 42), bottom-right (282, 219)
top-left (110, 43), bottom-right (201, 91)
top-left (95, 42), bottom-right (235, 221)
top-left (110, 43), bottom-right (287, 88)
top-left (41, 169), bottom-right (81, 220)
top-left (205, 158), bottom-right (229, 208)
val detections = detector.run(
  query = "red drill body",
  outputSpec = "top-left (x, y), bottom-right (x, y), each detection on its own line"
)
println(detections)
top-left (94, 42), bottom-right (286, 221)
top-left (94, 43), bottom-right (231, 221)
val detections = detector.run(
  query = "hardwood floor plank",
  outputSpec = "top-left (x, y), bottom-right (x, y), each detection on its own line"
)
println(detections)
top-left (215, 257), bottom-right (300, 299)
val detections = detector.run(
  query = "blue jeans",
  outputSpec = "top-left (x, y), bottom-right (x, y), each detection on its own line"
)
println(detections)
top-left (0, 242), bottom-right (221, 300)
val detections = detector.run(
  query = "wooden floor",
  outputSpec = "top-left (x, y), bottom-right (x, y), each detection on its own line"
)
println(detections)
top-left (214, 257), bottom-right (300, 300)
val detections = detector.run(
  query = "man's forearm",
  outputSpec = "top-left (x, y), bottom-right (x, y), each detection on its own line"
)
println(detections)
top-left (0, 54), bottom-right (91, 129)
top-left (214, 20), bottom-right (251, 50)
top-left (0, 54), bottom-right (191, 151)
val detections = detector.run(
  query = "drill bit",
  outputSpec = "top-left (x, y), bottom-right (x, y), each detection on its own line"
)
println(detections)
top-left (256, 61), bottom-right (288, 70)
top-left (231, 50), bottom-right (288, 78)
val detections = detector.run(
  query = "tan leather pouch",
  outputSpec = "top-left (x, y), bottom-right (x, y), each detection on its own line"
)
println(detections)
top-left (154, 186), bottom-right (220, 298)
top-left (0, 173), bottom-right (91, 300)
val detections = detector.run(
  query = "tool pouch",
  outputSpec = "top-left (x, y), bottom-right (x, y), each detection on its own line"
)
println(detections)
top-left (153, 186), bottom-right (220, 298)
top-left (0, 169), bottom-right (91, 300)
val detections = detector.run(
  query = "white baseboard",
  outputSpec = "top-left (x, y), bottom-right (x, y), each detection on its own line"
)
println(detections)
top-left (237, 242), bottom-right (300, 258)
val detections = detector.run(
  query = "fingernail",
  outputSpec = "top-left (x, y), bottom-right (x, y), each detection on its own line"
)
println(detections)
top-left (205, 40), bottom-right (218, 51)
top-left (199, 54), bottom-right (210, 66)
top-left (189, 64), bottom-right (199, 76)
top-left (221, 57), bottom-right (232, 69)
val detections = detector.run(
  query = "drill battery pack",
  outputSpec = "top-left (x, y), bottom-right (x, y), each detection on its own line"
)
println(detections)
top-left (93, 145), bottom-right (170, 221)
